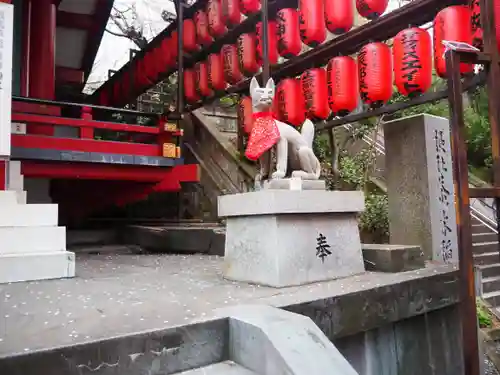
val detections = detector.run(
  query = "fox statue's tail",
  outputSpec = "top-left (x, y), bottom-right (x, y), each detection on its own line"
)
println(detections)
top-left (300, 119), bottom-right (315, 149)
top-left (291, 119), bottom-right (321, 180)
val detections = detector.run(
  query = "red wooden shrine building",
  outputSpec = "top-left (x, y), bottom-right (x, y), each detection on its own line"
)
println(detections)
top-left (0, 0), bottom-right (199, 223)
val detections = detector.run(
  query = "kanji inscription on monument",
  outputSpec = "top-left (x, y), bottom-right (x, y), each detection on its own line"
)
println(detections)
top-left (316, 233), bottom-right (332, 263)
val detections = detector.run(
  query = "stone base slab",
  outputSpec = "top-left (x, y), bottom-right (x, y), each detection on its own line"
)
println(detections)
top-left (219, 190), bottom-right (365, 287)
top-left (362, 244), bottom-right (425, 273)
top-left (0, 251), bottom-right (75, 283)
top-left (262, 178), bottom-right (326, 191)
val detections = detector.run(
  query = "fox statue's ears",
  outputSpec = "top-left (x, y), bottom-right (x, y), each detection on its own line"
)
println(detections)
top-left (249, 77), bottom-right (275, 94)
top-left (250, 77), bottom-right (260, 95)
top-left (265, 77), bottom-right (275, 91)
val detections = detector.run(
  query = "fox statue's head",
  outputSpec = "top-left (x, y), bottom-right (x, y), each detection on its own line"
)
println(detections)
top-left (249, 77), bottom-right (275, 113)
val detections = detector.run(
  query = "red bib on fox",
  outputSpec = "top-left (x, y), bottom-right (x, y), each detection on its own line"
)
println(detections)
top-left (245, 112), bottom-right (280, 161)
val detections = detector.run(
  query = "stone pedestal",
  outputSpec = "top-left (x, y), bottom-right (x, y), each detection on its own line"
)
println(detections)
top-left (218, 189), bottom-right (365, 287)
top-left (384, 114), bottom-right (458, 263)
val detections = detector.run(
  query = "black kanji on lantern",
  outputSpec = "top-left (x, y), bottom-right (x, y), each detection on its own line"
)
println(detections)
top-left (316, 233), bottom-right (332, 263)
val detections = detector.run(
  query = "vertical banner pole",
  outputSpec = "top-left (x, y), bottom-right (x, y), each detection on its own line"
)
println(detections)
top-left (176, 0), bottom-right (185, 117)
top-left (260, 0), bottom-right (270, 84)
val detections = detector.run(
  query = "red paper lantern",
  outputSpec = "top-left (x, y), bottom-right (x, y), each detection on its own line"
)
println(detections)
top-left (222, 0), bottom-right (242, 26)
top-left (277, 8), bottom-right (302, 59)
top-left (434, 6), bottom-right (473, 78)
top-left (326, 56), bottom-right (359, 116)
top-left (240, 0), bottom-right (260, 15)
top-left (301, 68), bottom-right (330, 120)
top-left (222, 44), bottom-right (244, 84)
top-left (358, 42), bottom-right (393, 107)
top-left (208, 52), bottom-right (226, 91)
top-left (299, 0), bottom-right (326, 47)
top-left (157, 38), bottom-right (173, 72)
top-left (194, 10), bottom-right (213, 47)
top-left (195, 61), bottom-right (213, 97)
top-left (469, 0), bottom-right (500, 52)
top-left (256, 21), bottom-right (279, 65)
top-left (277, 78), bottom-right (306, 126)
top-left (393, 27), bottom-right (432, 97)
top-left (470, 0), bottom-right (483, 48)
top-left (237, 33), bottom-right (261, 76)
top-left (356, 0), bottom-right (389, 20)
top-left (238, 96), bottom-right (254, 134)
top-left (184, 69), bottom-right (200, 103)
top-left (325, 0), bottom-right (353, 34)
top-left (208, 0), bottom-right (227, 38)
top-left (183, 19), bottom-right (198, 52)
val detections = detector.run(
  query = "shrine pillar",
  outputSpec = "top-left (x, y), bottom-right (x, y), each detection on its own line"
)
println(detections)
top-left (27, 0), bottom-right (55, 135)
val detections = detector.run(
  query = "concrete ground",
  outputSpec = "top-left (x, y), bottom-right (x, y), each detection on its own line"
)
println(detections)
top-left (0, 251), bottom-right (454, 358)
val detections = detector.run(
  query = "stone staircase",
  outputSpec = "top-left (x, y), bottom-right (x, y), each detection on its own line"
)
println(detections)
top-left (0, 161), bottom-right (74, 283)
top-left (473, 216), bottom-right (500, 305)
top-left (181, 110), bottom-right (256, 219)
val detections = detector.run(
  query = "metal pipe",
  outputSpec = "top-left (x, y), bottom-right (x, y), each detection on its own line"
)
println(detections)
top-left (12, 95), bottom-right (162, 118)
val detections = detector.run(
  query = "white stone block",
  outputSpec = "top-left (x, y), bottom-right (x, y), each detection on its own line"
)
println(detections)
top-left (15, 190), bottom-right (26, 204)
top-left (7, 160), bottom-right (23, 191)
top-left (219, 190), bottom-right (365, 287)
top-left (0, 190), bottom-right (19, 205)
top-left (0, 203), bottom-right (58, 227)
top-left (0, 251), bottom-right (75, 283)
top-left (0, 226), bottom-right (66, 255)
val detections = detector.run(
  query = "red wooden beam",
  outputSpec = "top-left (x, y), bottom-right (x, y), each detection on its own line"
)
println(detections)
top-left (12, 134), bottom-right (161, 156)
top-left (12, 101), bottom-right (61, 116)
top-left (20, 161), bottom-right (198, 182)
top-left (12, 113), bottom-right (160, 134)
top-left (57, 10), bottom-right (94, 30)
top-left (56, 66), bottom-right (85, 85)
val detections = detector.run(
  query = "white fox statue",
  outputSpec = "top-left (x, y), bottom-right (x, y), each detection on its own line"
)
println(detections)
top-left (245, 76), bottom-right (321, 187)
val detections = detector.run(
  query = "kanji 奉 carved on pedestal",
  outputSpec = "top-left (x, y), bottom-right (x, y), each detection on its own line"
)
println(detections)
top-left (246, 77), bottom-right (321, 188)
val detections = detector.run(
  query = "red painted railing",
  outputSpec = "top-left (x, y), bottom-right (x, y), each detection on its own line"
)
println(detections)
top-left (11, 97), bottom-right (183, 158)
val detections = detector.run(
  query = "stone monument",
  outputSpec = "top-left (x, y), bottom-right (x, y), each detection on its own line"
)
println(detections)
top-left (218, 77), bottom-right (365, 287)
top-left (384, 114), bottom-right (458, 263)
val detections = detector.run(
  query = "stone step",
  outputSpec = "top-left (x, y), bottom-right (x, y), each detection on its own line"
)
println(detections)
top-left (0, 251), bottom-right (75, 284)
top-left (473, 241), bottom-right (499, 254)
top-left (482, 275), bottom-right (500, 294)
top-left (472, 224), bottom-right (494, 234)
top-left (178, 361), bottom-right (258, 375)
top-left (0, 226), bottom-right (66, 255)
top-left (474, 251), bottom-right (500, 266)
top-left (0, 203), bottom-right (58, 227)
top-left (477, 263), bottom-right (500, 278)
top-left (473, 233), bottom-right (498, 244)
top-left (0, 190), bottom-right (20, 205)
top-left (15, 190), bottom-right (27, 204)
top-left (483, 290), bottom-right (500, 307)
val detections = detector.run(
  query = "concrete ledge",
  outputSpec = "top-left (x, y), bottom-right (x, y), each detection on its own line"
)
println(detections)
top-left (123, 225), bottom-right (226, 256)
top-left (218, 190), bottom-right (364, 217)
top-left (218, 305), bottom-right (358, 375)
top-left (362, 244), bottom-right (425, 273)
top-left (0, 251), bottom-right (75, 284)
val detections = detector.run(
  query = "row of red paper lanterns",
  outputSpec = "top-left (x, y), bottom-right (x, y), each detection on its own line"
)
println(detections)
top-left (184, 0), bottom-right (390, 54)
top-left (234, 3), bottom-right (493, 131)
top-left (97, 0), bottom-right (389, 106)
